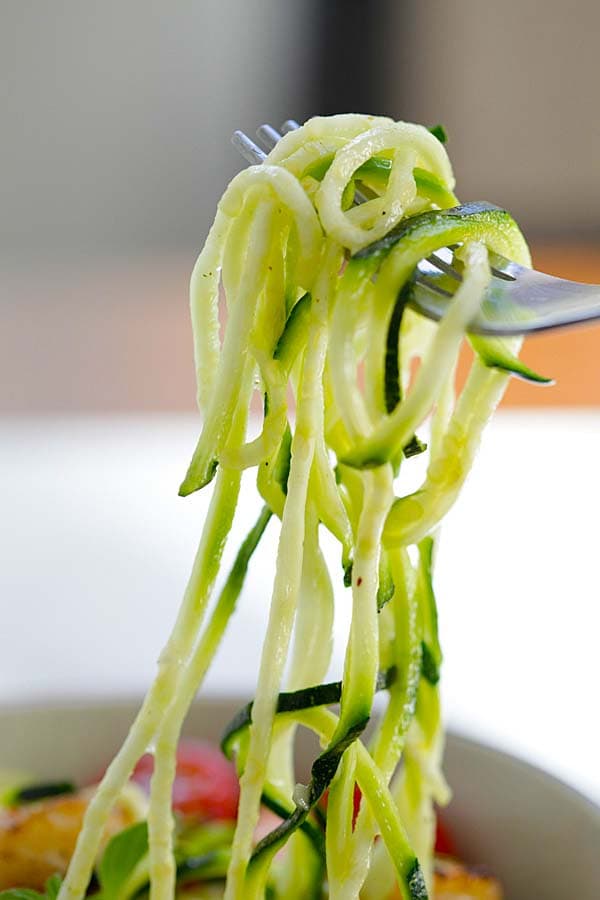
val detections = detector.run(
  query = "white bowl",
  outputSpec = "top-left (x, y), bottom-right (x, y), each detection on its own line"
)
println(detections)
top-left (1, 698), bottom-right (599, 899)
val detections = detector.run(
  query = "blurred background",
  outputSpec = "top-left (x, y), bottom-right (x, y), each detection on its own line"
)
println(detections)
top-left (1, 1), bottom-right (599, 801)
top-left (2, 0), bottom-right (599, 412)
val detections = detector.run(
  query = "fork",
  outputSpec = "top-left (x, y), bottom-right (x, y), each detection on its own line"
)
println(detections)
top-left (232, 121), bottom-right (600, 337)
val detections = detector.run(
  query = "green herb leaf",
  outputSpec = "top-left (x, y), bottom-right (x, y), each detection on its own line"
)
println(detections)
top-left (176, 848), bottom-right (231, 885)
top-left (43, 876), bottom-right (62, 900)
top-left (97, 821), bottom-right (148, 900)
top-left (0, 876), bottom-right (62, 900)
top-left (0, 891), bottom-right (46, 900)
top-left (428, 124), bottom-right (447, 144)
top-left (176, 820), bottom-right (235, 861)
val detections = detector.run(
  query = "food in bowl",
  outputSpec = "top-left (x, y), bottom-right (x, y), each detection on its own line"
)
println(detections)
top-left (0, 739), bottom-right (501, 898)
top-left (1, 114), bottom-right (564, 898)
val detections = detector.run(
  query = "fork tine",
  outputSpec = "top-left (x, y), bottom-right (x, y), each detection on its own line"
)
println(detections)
top-left (427, 252), bottom-right (462, 282)
top-left (416, 276), bottom-right (454, 298)
top-left (281, 119), bottom-right (300, 133)
top-left (235, 124), bottom-right (514, 287)
top-left (234, 126), bottom-right (516, 287)
top-left (427, 249), bottom-right (516, 284)
top-left (489, 264), bottom-right (516, 282)
top-left (231, 130), bottom-right (266, 165)
top-left (231, 123), bottom-right (600, 336)
top-left (255, 124), bottom-right (282, 152)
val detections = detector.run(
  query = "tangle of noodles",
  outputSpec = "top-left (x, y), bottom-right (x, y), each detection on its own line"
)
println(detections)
top-left (58, 115), bottom-right (535, 900)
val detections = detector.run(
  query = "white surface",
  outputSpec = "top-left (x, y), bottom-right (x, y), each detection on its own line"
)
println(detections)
top-left (1, 412), bottom-right (599, 805)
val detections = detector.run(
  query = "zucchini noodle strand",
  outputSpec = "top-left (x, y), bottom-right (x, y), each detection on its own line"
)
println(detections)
top-left (225, 308), bottom-right (329, 899)
top-left (59, 114), bottom-right (543, 900)
top-left (58, 456), bottom-right (246, 900)
top-left (147, 499), bottom-right (271, 900)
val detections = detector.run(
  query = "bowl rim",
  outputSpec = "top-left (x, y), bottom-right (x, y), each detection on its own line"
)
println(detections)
top-left (1, 694), bottom-right (599, 822)
top-left (445, 730), bottom-right (600, 821)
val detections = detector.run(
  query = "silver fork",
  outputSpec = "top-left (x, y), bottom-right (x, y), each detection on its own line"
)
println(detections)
top-left (232, 122), bottom-right (600, 337)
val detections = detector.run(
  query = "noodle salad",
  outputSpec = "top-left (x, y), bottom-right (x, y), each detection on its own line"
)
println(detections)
top-left (44, 115), bottom-right (544, 899)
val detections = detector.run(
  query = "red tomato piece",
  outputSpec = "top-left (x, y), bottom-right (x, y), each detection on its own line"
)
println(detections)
top-left (130, 739), bottom-right (239, 820)
top-left (320, 783), bottom-right (363, 828)
top-left (434, 816), bottom-right (456, 856)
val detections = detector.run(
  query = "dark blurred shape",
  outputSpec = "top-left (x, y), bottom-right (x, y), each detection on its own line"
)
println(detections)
top-left (312, 0), bottom-right (393, 117)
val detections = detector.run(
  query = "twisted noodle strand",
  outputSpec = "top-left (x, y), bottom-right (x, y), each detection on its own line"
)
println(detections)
top-left (58, 116), bottom-right (531, 900)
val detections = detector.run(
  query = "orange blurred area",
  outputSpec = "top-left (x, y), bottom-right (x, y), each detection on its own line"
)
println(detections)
top-left (456, 244), bottom-right (600, 406)
top-left (2, 245), bottom-right (598, 414)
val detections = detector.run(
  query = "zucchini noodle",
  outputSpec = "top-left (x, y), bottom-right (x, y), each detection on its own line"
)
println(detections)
top-left (58, 114), bottom-right (536, 900)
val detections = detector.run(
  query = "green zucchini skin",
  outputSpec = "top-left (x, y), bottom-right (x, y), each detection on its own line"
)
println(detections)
top-left (357, 199), bottom-right (550, 386)
top-left (248, 717), bottom-right (367, 871)
top-left (407, 859), bottom-right (429, 900)
top-left (402, 435), bottom-right (428, 459)
top-left (273, 292), bottom-right (311, 368)
top-left (383, 285), bottom-right (428, 464)
top-left (339, 203), bottom-right (529, 470)
top-left (179, 457), bottom-right (218, 495)
top-left (221, 669), bottom-right (397, 873)
top-left (377, 552), bottom-right (395, 610)
top-left (384, 286), bottom-right (408, 415)
top-left (417, 538), bottom-right (442, 687)
top-left (259, 788), bottom-right (325, 858)
top-left (221, 668), bottom-right (396, 758)
top-left (353, 202), bottom-right (508, 261)
top-left (14, 781), bottom-right (75, 804)
top-left (469, 334), bottom-right (553, 383)
top-left (420, 642), bottom-right (440, 687)
top-left (257, 426), bottom-right (292, 517)
top-left (302, 135), bottom-right (454, 210)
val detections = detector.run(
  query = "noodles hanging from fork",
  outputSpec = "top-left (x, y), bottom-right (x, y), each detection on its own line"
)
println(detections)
top-left (59, 115), bottom-right (531, 900)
